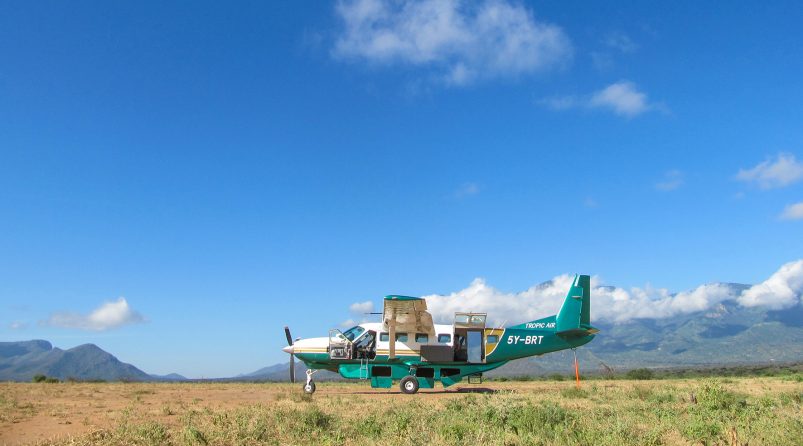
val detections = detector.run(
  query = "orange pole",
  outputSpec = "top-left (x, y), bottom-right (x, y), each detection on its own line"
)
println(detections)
top-left (573, 349), bottom-right (580, 389)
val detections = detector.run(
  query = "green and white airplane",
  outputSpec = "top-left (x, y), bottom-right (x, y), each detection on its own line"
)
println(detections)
top-left (282, 274), bottom-right (598, 394)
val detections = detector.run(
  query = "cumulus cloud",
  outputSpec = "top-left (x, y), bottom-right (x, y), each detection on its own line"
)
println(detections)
top-left (349, 301), bottom-right (374, 314)
top-left (655, 170), bottom-right (684, 191)
top-left (9, 321), bottom-right (28, 330)
top-left (736, 153), bottom-right (803, 189)
top-left (738, 260), bottom-right (803, 310)
top-left (589, 81), bottom-right (651, 117)
top-left (384, 260), bottom-right (802, 326)
top-left (44, 297), bottom-right (145, 331)
top-left (341, 301), bottom-right (375, 327)
top-left (540, 81), bottom-right (658, 118)
top-left (422, 276), bottom-right (737, 325)
top-left (333, 0), bottom-right (572, 85)
top-left (780, 202), bottom-right (803, 220)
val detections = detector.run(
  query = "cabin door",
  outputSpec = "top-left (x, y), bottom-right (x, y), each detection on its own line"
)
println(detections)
top-left (466, 330), bottom-right (483, 363)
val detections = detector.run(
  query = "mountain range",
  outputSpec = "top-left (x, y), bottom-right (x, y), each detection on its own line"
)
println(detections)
top-left (0, 340), bottom-right (186, 382)
top-left (2, 283), bottom-right (801, 382)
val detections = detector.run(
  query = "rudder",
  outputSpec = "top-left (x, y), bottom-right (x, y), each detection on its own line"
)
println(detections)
top-left (556, 274), bottom-right (591, 333)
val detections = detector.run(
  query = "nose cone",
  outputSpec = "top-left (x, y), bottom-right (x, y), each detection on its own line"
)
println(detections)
top-left (282, 345), bottom-right (294, 354)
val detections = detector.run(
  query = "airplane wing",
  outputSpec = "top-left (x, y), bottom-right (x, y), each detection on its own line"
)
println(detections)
top-left (383, 295), bottom-right (435, 359)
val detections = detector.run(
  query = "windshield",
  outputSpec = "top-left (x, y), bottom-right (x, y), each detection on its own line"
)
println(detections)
top-left (342, 326), bottom-right (365, 341)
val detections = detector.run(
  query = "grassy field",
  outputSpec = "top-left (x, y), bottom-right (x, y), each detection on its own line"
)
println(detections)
top-left (0, 377), bottom-right (801, 445)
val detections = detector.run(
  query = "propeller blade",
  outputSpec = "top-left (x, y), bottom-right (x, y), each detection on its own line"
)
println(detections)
top-left (289, 355), bottom-right (295, 383)
top-left (284, 326), bottom-right (293, 346)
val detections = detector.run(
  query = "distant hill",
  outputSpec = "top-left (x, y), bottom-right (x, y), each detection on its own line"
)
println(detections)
top-left (0, 340), bottom-right (170, 382)
top-left (238, 361), bottom-right (341, 382)
top-left (150, 373), bottom-right (188, 381)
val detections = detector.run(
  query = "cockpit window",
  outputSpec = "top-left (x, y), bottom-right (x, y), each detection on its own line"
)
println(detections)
top-left (343, 326), bottom-right (365, 341)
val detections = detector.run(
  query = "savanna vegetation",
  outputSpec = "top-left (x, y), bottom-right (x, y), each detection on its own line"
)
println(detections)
top-left (0, 377), bottom-right (800, 445)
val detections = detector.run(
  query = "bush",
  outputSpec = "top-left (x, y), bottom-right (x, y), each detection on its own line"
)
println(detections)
top-left (32, 374), bottom-right (47, 383)
top-left (626, 368), bottom-right (654, 380)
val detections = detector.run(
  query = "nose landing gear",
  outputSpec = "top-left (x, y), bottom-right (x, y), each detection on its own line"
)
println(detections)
top-left (303, 369), bottom-right (318, 394)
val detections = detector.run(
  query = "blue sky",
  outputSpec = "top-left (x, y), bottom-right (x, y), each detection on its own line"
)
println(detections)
top-left (1, 1), bottom-right (802, 378)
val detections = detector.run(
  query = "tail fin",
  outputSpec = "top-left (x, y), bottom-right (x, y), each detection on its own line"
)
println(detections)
top-left (556, 274), bottom-right (592, 334)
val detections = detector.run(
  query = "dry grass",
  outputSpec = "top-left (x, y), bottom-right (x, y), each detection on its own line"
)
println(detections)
top-left (0, 377), bottom-right (800, 445)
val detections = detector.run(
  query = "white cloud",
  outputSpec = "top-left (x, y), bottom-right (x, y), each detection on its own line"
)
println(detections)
top-left (589, 81), bottom-right (651, 117)
top-left (9, 321), bottom-right (28, 330)
top-left (44, 297), bottom-right (145, 331)
top-left (655, 170), bottom-right (684, 191)
top-left (736, 153), bottom-right (803, 189)
top-left (738, 260), bottom-right (803, 310)
top-left (349, 301), bottom-right (374, 314)
top-left (422, 276), bottom-right (736, 325)
top-left (541, 81), bottom-right (658, 118)
top-left (416, 260), bottom-right (802, 325)
top-left (780, 202), bottom-right (803, 220)
top-left (333, 0), bottom-right (572, 85)
top-left (342, 301), bottom-right (375, 327)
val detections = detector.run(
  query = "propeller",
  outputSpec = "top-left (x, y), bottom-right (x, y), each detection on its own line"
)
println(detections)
top-left (284, 326), bottom-right (295, 383)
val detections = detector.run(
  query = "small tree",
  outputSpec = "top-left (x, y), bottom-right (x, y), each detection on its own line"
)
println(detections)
top-left (32, 374), bottom-right (47, 383)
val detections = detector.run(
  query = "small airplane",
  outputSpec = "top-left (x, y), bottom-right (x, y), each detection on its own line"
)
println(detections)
top-left (282, 274), bottom-right (597, 394)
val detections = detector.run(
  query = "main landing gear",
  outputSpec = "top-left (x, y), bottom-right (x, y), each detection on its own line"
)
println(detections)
top-left (400, 375), bottom-right (419, 394)
top-left (303, 369), bottom-right (318, 394)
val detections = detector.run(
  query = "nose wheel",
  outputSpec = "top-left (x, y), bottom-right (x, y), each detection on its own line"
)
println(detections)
top-left (303, 369), bottom-right (318, 394)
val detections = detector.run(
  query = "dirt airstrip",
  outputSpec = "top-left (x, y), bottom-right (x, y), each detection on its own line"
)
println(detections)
top-left (1, 379), bottom-right (801, 445)
top-left (2, 381), bottom-right (495, 445)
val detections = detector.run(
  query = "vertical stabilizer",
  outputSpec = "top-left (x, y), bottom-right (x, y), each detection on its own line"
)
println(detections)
top-left (556, 274), bottom-right (591, 333)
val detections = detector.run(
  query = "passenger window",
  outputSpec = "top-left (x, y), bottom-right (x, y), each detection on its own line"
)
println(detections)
top-left (487, 335), bottom-right (499, 343)
top-left (437, 334), bottom-right (451, 343)
top-left (415, 333), bottom-right (428, 343)
top-left (380, 333), bottom-right (389, 342)
top-left (396, 333), bottom-right (408, 342)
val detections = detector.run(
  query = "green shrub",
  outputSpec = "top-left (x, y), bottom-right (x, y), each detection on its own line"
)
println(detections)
top-left (32, 374), bottom-right (47, 383)
top-left (696, 380), bottom-right (745, 412)
top-left (626, 368), bottom-right (654, 380)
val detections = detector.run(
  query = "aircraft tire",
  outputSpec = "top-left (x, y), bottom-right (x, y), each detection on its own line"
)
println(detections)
top-left (303, 381), bottom-right (316, 394)
top-left (400, 376), bottom-right (419, 394)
